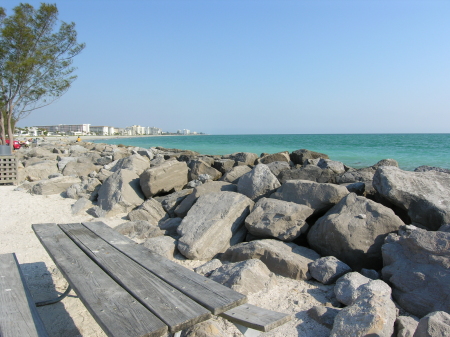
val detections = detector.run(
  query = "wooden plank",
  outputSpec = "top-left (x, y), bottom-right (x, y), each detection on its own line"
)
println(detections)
top-left (32, 223), bottom-right (167, 337)
top-left (82, 221), bottom-right (247, 314)
top-left (220, 303), bottom-right (292, 332)
top-left (60, 223), bottom-right (211, 333)
top-left (0, 253), bottom-right (49, 337)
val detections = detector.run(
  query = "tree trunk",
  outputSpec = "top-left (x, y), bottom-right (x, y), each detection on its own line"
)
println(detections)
top-left (0, 110), bottom-right (6, 145)
top-left (7, 107), bottom-right (14, 152)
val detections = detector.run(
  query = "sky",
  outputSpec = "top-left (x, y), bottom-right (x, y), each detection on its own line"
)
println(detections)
top-left (4, 0), bottom-right (450, 134)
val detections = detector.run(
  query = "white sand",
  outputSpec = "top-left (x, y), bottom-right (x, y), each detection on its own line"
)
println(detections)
top-left (0, 185), bottom-right (333, 336)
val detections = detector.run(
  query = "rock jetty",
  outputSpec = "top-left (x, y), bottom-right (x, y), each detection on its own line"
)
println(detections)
top-left (12, 140), bottom-right (450, 337)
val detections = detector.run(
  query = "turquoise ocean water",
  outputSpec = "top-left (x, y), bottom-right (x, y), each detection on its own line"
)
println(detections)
top-left (94, 134), bottom-right (450, 171)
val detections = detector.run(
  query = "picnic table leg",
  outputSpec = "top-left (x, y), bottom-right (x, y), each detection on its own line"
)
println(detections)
top-left (233, 323), bottom-right (261, 337)
top-left (35, 285), bottom-right (72, 307)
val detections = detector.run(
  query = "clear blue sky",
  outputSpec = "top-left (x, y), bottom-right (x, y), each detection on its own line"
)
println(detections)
top-left (5, 0), bottom-right (450, 134)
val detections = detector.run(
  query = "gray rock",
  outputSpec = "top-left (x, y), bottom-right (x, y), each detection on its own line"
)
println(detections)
top-left (381, 225), bottom-right (450, 318)
top-left (110, 154), bottom-right (150, 175)
top-left (245, 197), bottom-right (313, 241)
top-left (97, 169), bottom-right (145, 216)
top-left (20, 160), bottom-right (58, 182)
top-left (334, 272), bottom-right (371, 306)
top-left (271, 180), bottom-right (349, 214)
top-left (143, 236), bottom-right (178, 259)
top-left (336, 167), bottom-right (376, 184)
top-left (66, 177), bottom-right (102, 200)
top-left (414, 165), bottom-right (450, 174)
top-left (308, 256), bottom-right (352, 285)
top-left (220, 165), bottom-right (252, 184)
top-left (396, 316), bottom-right (419, 337)
top-left (96, 168), bottom-right (113, 182)
top-left (290, 149), bottom-right (329, 165)
top-left (330, 285), bottom-right (396, 337)
top-left (155, 189), bottom-right (193, 217)
top-left (209, 259), bottom-right (276, 295)
top-left (221, 239), bottom-right (320, 280)
top-left (177, 192), bottom-right (253, 260)
top-left (373, 166), bottom-right (450, 230)
top-left (175, 181), bottom-right (237, 218)
top-left (87, 205), bottom-right (106, 218)
top-left (69, 144), bottom-right (88, 153)
top-left (307, 193), bottom-right (404, 270)
top-left (71, 197), bottom-right (93, 215)
top-left (317, 158), bottom-right (346, 175)
top-left (278, 165), bottom-right (336, 184)
top-left (194, 259), bottom-right (223, 276)
top-left (237, 164), bottom-right (281, 201)
top-left (343, 181), bottom-right (366, 195)
top-left (140, 160), bottom-right (189, 198)
top-left (62, 161), bottom-right (98, 177)
top-left (158, 217), bottom-right (182, 238)
top-left (413, 311), bottom-right (450, 337)
top-left (128, 198), bottom-right (169, 224)
top-left (57, 156), bottom-right (77, 171)
top-left (213, 159), bottom-right (235, 175)
top-left (30, 176), bottom-right (81, 195)
top-left (439, 224), bottom-right (450, 233)
top-left (229, 152), bottom-right (258, 166)
top-left (188, 160), bottom-right (222, 181)
top-left (115, 220), bottom-right (164, 241)
top-left (256, 152), bottom-right (290, 165)
top-left (307, 306), bottom-right (341, 329)
top-left (266, 161), bottom-right (291, 178)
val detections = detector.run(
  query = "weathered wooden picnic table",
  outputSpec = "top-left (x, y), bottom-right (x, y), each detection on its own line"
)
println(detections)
top-left (32, 221), bottom-right (291, 337)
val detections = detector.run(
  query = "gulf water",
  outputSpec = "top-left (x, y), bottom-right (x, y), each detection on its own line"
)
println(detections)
top-left (94, 133), bottom-right (450, 171)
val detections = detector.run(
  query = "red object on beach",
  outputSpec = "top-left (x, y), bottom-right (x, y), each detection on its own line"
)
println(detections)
top-left (5, 139), bottom-right (21, 149)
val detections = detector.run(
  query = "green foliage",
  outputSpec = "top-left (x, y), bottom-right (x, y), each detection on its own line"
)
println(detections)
top-left (0, 3), bottom-right (85, 145)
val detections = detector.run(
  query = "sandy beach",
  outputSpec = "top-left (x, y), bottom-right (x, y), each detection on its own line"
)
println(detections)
top-left (0, 183), bottom-right (332, 337)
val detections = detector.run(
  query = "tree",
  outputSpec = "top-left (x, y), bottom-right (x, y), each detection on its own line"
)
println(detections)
top-left (0, 3), bottom-right (85, 149)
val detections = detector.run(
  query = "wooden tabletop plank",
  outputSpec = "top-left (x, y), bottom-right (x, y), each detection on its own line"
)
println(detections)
top-left (32, 223), bottom-right (168, 337)
top-left (0, 253), bottom-right (49, 337)
top-left (220, 303), bottom-right (292, 332)
top-left (60, 223), bottom-right (211, 333)
top-left (82, 221), bottom-right (247, 315)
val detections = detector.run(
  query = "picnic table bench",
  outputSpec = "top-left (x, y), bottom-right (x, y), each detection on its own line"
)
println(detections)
top-left (30, 221), bottom-right (291, 337)
top-left (0, 253), bottom-right (49, 337)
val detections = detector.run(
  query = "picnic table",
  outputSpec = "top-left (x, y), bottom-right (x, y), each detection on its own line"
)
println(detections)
top-left (32, 221), bottom-right (291, 337)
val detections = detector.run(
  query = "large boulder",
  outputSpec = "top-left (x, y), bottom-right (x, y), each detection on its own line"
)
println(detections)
top-left (97, 169), bottom-right (145, 216)
top-left (290, 149), bottom-right (329, 165)
top-left (155, 189), bottom-right (193, 218)
top-left (373, 166), bottom-right (450, 230)
top-left (110, 154), bottom-right (150, 175)
top-left (209, 259), bottom-right (276, 295)
top-left (221, 239), bottom-right (320, 280)
top-left (245, 197), bottom-right (313, 241)
top-left (413, 311), bottom-right (450, 337)
top-left (175, 181), bottom-right (237, 218)
top-left (140, 160), bottom-right (189, 198)
top-left (220, 165), bottom-right (252, 184)
top-left (307, 193), bottom-right (404, 270)
top-left (177, 192), bottom-right (253, 260)
top-left (278, 165), bottom-right (336, 184)
top-left (128, 198), bottom-right (169, 224)
top-left (271, 180), bottom-right (349, 214)
top-left (66, 177), bottom-right (102, 201)
top-left (229, 152), bottom-right (258, 166)
top-left (143, 236), bottom-right (178, 259)
top-left (237, 164), bottom-right (281, 201)
top-left (330, 280), bottom-right (396, 337)
top-left (334, 272), bottom-right (372, 306)
top-left (382, 225), bottom-right (450, 318)
top-left (30, 176), bottom-right (81, 195)
top-left (256, 152), bottom-right (290, 165)
top-left (212, 159), bottom-right (235, 175)
top-left (19, 160), bottom-right (58, 182)
top-left (188, 160), bottom-right (222, 181)
top-left (114, 220), bottom-right (164, 242)
top-left (62, 160), bottom-right (98, 177)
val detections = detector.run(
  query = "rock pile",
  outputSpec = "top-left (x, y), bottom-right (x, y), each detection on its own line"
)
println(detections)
top-left (13, 140), bottom-right (450, 336)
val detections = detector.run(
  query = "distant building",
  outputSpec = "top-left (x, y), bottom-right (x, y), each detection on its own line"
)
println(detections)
top-left (35, 124), bottom-right (90, 135)
top-left (182, 129), bottom-right (190, 135)
top-left (125, 125), bottom-right (162, 136)
top-left (90, 126), bottom-right (115, 136)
